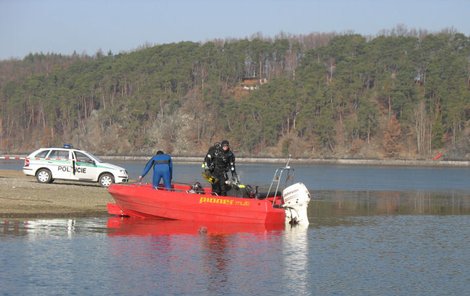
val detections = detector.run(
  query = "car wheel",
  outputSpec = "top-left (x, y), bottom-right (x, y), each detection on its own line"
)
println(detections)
top-left (36, 169), bottom-right (53, 184)
top-left (99, 173), bottom-right (114, 187)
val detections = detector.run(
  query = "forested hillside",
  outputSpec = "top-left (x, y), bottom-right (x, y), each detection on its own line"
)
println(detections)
top-left (1, 29), bottom-right (469, 160)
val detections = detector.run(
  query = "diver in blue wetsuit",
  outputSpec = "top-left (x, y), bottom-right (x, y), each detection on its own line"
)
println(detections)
top-left (139, 150), bottom-right (173, 189)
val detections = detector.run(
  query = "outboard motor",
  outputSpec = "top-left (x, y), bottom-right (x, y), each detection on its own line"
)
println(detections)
top-left (282, 182), bottom-right (311, 225)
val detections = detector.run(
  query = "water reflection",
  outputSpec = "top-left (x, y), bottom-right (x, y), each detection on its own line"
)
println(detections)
top-left (1, 214), bottom-right (468, 295)
top-left (107, 217), bottom-right (285, 236)
top-left (202, 234), bottom-right (229, 293)
top-left (283, 223), bottom-right (309, 294)
top-left (311, 190), bottom-right (470, 218)
top-left (2, 189), bottom-right (468, 239)
top-left (0, 218), bottom-right (107, 239)
top-left (104, 218), bottom-right (306, 295)
top-left (2, 220), bottom-right (28, 237)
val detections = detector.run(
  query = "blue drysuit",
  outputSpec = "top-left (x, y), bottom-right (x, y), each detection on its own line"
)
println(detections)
top-left (141, 153), bottom-right (173, 189)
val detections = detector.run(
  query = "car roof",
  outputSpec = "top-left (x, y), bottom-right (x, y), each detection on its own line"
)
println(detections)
top-left (36, 147), bottom-right (85, 153)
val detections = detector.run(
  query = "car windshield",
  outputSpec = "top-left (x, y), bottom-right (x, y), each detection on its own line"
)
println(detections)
top-left (84, 151), bottom-right (102, 162)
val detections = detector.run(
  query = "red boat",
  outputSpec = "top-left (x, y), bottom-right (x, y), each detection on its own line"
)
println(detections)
top-left (107, 163), bottom-right (311, 225)
top-left (107, 217), bottom-right (285, 236)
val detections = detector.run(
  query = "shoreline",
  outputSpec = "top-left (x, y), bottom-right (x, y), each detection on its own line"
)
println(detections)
top-left (0, 170), bottom-right (115, 219)
top-left (1, 156), bottom-right (469, 219)
top-left (1, 155), bottom-right (470, 168)
top-left (104, 156), bottom-right (470, 167)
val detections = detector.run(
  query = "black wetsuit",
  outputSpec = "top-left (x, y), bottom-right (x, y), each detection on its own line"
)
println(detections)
top-left (203, 143), bottom-right (236, 195)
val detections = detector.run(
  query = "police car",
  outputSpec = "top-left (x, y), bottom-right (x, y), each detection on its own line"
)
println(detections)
top-left (22, 144), bottom-right (128, 187)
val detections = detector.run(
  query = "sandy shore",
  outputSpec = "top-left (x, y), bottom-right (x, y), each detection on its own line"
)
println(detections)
top-left (0, 170), bottom-right (119, 219)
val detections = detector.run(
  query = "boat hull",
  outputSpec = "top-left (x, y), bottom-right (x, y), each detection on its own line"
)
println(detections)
top-left (107, 183), bottom-right (286, 224)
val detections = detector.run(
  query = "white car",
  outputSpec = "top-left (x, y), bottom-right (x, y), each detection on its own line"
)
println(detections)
top-left (22, 145), bottom-right (128, 187)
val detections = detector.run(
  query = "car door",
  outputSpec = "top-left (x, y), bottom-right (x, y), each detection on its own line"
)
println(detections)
top-left (73, 151), bottom-right (99, 181)
top-left (47, 149), bottom-right (74, 180)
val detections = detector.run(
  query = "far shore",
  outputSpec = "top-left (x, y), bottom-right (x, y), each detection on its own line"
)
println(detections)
top-left (102, 156), bottom-right (470, 167)
top-left (1, 154), bottom-right (470, 167)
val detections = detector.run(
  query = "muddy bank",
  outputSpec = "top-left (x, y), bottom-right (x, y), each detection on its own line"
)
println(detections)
top-left (0, 170), bottom-right (119, 219)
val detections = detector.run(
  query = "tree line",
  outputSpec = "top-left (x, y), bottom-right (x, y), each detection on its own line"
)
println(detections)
top-left (0, 29), bottom-right (469, 160)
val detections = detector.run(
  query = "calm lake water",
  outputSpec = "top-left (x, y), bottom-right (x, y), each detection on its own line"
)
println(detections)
top-left (1, 160), bottom-right (469, 295)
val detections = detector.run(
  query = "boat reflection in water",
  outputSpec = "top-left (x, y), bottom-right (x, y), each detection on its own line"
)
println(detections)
top-left (105, 216), bottom-right (310, 295)
top-left (107, 217), bottom-right (286, 236)
top-left (282, 223), bottom-right (309, 294)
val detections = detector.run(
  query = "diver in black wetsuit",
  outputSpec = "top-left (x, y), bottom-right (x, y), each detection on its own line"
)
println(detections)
top-left (202, 140), bottom-right (238, 196)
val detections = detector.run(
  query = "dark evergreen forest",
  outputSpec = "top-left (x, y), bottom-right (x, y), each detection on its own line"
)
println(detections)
top-left (1, 29), bottom-right (469, 160)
